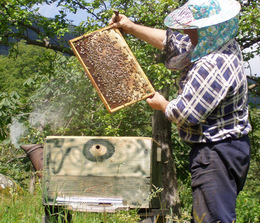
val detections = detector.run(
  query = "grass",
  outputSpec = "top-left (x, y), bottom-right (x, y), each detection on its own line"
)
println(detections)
top-left (0, 184), bottom-right (43, 222)
top-left (0, 182), bottom-right (142, 223)
top-left (1, 179), bottom-right (258, 223)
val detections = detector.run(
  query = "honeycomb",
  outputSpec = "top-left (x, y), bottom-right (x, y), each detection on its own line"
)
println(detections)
top-left (69, 26), bottom-right (155, 113)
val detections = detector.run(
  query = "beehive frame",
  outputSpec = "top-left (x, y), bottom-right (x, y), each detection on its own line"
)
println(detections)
top-left (69, 26), bottom-right (155, 113)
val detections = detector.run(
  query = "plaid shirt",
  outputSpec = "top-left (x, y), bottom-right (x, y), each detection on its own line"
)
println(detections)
top-left (164, 32), bottom-right (251, 143)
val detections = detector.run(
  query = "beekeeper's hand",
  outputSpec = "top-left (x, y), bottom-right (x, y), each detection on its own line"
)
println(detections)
top-left (109, 13), bottom-right (166, 51)
top-left (146, 92), bottom-right (169, 112)
top-left (109, 14), bottom-right (135, 34)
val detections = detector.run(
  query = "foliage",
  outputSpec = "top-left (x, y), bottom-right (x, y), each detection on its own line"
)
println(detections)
top-left (0, 41), bottom-right (51, 99)
top-left (1, 1), bottom-right (259, 56)
top-left (249, 109), bottom-right (260, 161)
top-left (0, 183), bottom-right (42, 222)
top-left (0, 91), bottom-right (23, 141)
top-left (0, 41), bottom-right (58, 141)
top-left (1, 1), bottom-right (178, 140)
top-left (0, 0), bottom-right (72, 54)
top-left (236, 130), bottom-right (260, 223)
top-left (0, 143), bottom-right (31, 189)
top-left (22, 51), bottom-right (154, 138)
top-left (236, 178), bottom-right (260, 222)
top-left (238, 0), bottom-right (260, 97)
top-left (247, 108), bottom-right (260, 200)
top-left (0, 0), bottom-right (259, 97)
top-left (176, 180), bottom-right (193, 220)
top-left (238, 0), bottom-right (260, 58)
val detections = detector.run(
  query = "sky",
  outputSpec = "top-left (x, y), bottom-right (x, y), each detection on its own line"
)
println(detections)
top-left (35, 2), bottom-right (87, 26)
top-left (36, 3), bottom-right (260, 77)
top-left (243, 45), bottom-right (260, 77)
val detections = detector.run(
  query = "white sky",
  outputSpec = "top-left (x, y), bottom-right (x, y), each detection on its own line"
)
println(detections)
top-left (243, 45), bottom-right (260, 77)
top-left (245, 56), bottom-right (259, 77)
top-left (35, 3), bottom-right (87, 25)
top-left (36, 3), bottom-right (260, 77)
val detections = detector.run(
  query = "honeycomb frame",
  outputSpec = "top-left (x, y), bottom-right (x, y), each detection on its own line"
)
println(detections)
top-left (69, 26), bottom-right (155, 113)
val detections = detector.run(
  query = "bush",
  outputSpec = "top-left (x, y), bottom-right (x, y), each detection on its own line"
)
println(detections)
top-left (236, 190), bottom-right (260, 223)
top-left (0, 143), bottom-right (31, 189)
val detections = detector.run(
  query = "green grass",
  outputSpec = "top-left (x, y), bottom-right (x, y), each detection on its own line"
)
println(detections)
top-left (1, 180), bottom-right (258, 223)
top-left (0, 183), bottom-right (141, 223)
top-left (0, 184), bottom-right (43, 222)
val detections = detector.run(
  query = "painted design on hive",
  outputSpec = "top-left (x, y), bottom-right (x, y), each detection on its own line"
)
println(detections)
top-left (83, 139), bottom-right (115, 162)
top-left (45, 137), bottom-right (151, 177)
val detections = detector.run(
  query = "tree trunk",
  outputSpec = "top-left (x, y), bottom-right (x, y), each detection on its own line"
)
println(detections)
top-left (152, 88), bottom-right (181, 215)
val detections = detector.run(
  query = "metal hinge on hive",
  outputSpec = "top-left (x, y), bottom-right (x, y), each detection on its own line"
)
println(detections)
top-left (56, 196), bottom-right (129, 212)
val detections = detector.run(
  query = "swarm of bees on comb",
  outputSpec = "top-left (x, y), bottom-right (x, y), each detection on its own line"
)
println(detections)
top-left (69, 27), bottom-right (155, 113)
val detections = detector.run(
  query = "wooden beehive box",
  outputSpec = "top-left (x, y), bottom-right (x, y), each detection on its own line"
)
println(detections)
top-left (69, 26), bottom-right (155, 113)
top-left (42, 136), bottom-right (161, 212)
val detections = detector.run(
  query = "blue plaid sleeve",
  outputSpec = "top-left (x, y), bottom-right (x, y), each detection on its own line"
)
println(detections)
top-left (165, 58), bottom-right (228, 126)
top-left (165, 39), bottom-right (251, 143)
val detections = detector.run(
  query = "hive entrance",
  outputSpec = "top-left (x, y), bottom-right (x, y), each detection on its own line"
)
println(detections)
top-left (69, 26), bottom-right (155, 113)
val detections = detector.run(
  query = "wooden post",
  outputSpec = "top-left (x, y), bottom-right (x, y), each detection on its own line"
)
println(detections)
top-left (152, 88), bottom-right (181, 215)
top-left (29, 166), bottom-right (36, 195)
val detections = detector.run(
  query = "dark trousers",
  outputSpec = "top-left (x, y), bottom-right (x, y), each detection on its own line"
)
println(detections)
top-left (189, 135), bottom-right (251, 223)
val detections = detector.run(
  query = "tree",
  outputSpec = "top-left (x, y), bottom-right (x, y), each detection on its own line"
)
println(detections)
top-left (1, 1), bottom-right (259, 55)
top-left (0, 41), bottom-right (58, 141)
top-left (238, 0), bottom-right (260, 97)
top-left (0, 91), bottom-right (22, 140)
top-left (1, 0), bottom-right (259, 93)
top-left (0, 41), bottom-right (54, 99)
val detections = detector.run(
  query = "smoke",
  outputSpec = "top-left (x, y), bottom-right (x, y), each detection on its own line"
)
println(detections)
top-left (10, 117), bottom-right (27, 148)
top-left (28, 108), bottom-right (46, 130)
top-left (9, 104), bottom-right (66, 148)
top-left (28, 105), bottom-right (66, 131)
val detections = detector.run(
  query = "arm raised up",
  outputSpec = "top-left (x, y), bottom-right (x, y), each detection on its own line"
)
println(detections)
top-left (109, 14), bottom-right (166, 50)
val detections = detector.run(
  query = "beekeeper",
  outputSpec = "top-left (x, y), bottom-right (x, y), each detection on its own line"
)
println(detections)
top-left (110, 0), bottom-right (251, 222)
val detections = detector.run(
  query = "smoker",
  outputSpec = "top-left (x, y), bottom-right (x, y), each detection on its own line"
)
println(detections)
top-left (20, 144), bottom-right (44, 178)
